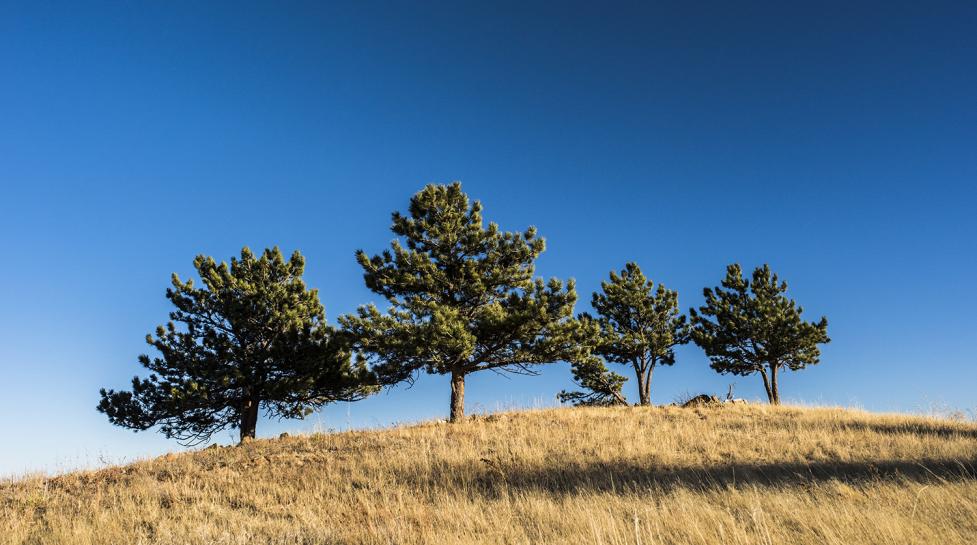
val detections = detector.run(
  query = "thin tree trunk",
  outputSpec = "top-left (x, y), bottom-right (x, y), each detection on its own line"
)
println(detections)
top-left (239, 398), bottom-right (259, 443)
top-left (449, 371), bottom-right (465, 423)
top-left (759, 368), bottom-right (774, 404)
top-left (770, 364), bottom-right (780, 405)
top-left (646, 366), bottom-right (654, 405)
top-left (601, 368), bottom-right (629, 406)
top-left (611, 388), bottom-right (629, 406)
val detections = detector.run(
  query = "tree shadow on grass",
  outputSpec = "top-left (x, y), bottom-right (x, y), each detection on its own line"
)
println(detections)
top-left (837, 420), bottom-right (977, 440)
top-left (712, 416), bottom-right (977, 441)
top-left (404, 456), bottom-right (977, 497)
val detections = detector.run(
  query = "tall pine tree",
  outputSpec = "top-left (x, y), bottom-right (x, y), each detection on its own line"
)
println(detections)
top-left (98, 247), bottom-right (374, 444)
top-left (560, 263), bottom-right (690, 406)
top-left (340, 182), bottom-right (590, 422)
top-left (689, 264), bottom-right (829, 404)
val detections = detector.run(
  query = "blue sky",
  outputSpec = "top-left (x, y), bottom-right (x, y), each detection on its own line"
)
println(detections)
top-left (1, 1), bottom-right (975, 475)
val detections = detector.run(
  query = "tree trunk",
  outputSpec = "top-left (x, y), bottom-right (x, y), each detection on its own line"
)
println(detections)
top-left (633, 357), bottom-right (650, 406)
top-left (646, 366), bottom-right (653, 405)
top-left (759, 368), bottom-right (774, 404)
top-left (770, 364), bottom-right (780, 405)
top-left (611, 388), bottom-right (629, 406)
top-left (239, 398), bottom-right (259, 443)
top-left (637, 366), bottom-right (653, 406)
top-left (449, 371), bottom-right (465, 423)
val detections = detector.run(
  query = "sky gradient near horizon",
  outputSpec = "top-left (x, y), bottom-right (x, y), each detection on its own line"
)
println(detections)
top-left (1, 1), bottom-right (975, 475)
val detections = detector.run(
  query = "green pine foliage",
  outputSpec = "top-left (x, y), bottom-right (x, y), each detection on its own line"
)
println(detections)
top-left (98, 247), bottom-right (375, 445)
top-left (689, 264), bottom-right (830, 405)
top-left (560, 262), bottom-right (690, 406)
top-left (340, 182), bottom-right (592, 422)
top-left (557, 358), bottom-right (629, 406)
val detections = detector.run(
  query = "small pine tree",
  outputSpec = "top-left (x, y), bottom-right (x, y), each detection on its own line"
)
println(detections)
top-left (689, 264), bottom-right (829, 405)
top-left (558, 358), bottom-right (628, 406)
top-left (98, 247), bottom-right (375, 444)
top-left (340, 182), bottom-right (590, 422)
top-left (561, 263), bottom-right (690, 406)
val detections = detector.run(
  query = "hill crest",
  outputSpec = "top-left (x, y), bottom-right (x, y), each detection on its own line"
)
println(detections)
top-left (3, 404), bottom-right (976, 544)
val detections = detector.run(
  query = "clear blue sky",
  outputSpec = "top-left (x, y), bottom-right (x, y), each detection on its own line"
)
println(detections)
top-left (1, 1), bottom-right (975, 475)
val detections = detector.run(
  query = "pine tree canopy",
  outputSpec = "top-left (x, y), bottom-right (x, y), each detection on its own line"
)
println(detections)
top-left (340, 182), bottom-right (591, 422)
top-left (689, 264), bottom-right (829, 404)
top-left (561, 262), bottom-right (690, 406)
top-left (97, 247), bottom-right (375, 445)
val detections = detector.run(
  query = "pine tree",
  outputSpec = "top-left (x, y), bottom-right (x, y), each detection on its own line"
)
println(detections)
top-left (340, 182), bottom-right (590, 422)
top-left (98, 247), bottom-right (374, 445)
top-left (689, 264), bottom-right (830, 405)
top-left (557, 358), bottom-right (628, 406)
top-left (561, 263), bottom-right (690, 406)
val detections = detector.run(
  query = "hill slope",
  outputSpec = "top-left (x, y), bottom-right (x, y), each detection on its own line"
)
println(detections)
top-left (3, 404), bottom-right (976, 544)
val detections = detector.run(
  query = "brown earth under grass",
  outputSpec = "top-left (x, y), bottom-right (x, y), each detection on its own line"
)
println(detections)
top-left (2, 403), bottom-right (976, 544)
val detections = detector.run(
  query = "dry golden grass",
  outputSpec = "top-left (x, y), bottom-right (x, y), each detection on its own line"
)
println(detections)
top-left (2, 403), bottom-right (976, 544)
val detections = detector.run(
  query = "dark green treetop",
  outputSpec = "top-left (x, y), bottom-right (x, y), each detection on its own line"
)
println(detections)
top-left (340, 182), bottom-right (591, 422)
top-left (689, 264), bottom-right (829, 404)
top-left (98, 247), bottom-right (374, 445)
top-left (560, 262), bottom-right (690, 406)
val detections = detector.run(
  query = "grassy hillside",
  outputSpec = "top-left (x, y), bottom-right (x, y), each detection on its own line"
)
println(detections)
top-left (2, 404), bottom-right (976, 544)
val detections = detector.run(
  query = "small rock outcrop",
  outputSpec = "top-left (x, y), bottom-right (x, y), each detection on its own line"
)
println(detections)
top-left (681, 394), bottom-right (720, 408)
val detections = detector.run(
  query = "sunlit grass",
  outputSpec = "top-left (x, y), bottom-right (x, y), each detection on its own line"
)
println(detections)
top-left (2, 403), bottom-right (975, 544)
